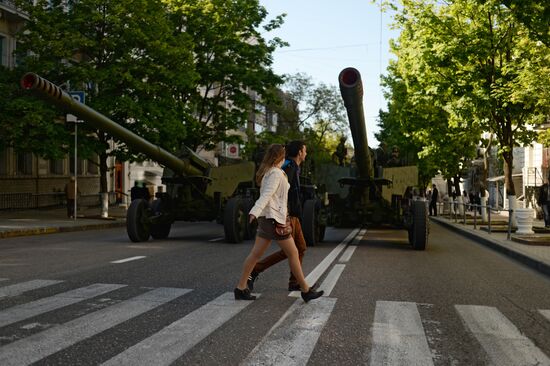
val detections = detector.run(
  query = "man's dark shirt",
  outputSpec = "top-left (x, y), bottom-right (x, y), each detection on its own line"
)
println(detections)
top-left (282, 159), bottom-right (302, 219)
top-left (431, 188), bottom-right (439, 203)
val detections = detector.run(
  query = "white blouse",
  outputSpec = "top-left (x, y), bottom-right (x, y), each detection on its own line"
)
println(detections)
top-left (249, 167), bottom-right (289, 224)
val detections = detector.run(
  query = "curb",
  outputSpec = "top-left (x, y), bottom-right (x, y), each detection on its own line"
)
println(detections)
top-left (0, 221), bottom-right (126, 239)
top-left (432, 217), bottom-right (550, 278)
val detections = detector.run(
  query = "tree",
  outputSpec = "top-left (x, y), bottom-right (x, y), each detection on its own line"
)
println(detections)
top-left (6, 0), bottom-right (285, 193)
top-left (164, 0), bottom-right (285, 150)
top-left (382, 0), bottom-right (549, 199)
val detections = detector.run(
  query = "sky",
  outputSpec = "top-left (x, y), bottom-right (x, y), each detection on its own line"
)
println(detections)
top-left (259, 0), bottom-right (400, 147)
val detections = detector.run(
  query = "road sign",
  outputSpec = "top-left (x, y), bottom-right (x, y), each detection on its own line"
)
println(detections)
top-left (68, 91), bottom-right (85, 104)
top-left (226, 143), bottom-right (239, 158)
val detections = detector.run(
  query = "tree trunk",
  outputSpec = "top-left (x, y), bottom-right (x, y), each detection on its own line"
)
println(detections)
top-left (502, 149), bottom-right (515, 196)
top-left (99, 151), bottom-right (108, 194)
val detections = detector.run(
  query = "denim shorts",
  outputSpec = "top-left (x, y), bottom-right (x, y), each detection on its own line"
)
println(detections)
top-left (256, 216), bottom-right (291, 241)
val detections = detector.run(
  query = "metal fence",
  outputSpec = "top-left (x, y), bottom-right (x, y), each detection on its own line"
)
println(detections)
top-left (0, 192), bottom-right (119, 210)
top-left (438, 201), bottom-right (515, 240)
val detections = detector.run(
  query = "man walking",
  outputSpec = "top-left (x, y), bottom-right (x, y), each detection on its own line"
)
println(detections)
top-left (429, 184), bottom-right (439, 216)
top-left (248, 141), bottom-right (309, 291)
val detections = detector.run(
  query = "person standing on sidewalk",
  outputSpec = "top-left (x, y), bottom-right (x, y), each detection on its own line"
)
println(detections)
top-left (64, 176), bottom-right (80, 218)
top-left (248, 140), bottom-right (310, 292)
top-left (233, 143), bottom-right (323, 303)
top-left (429, 184), bottom-right (439, 216)
top-left (537, 175), bottom-right (550, 227)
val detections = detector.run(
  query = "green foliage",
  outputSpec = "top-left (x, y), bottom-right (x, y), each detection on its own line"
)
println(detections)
top-left (379, 0), bottom-right (549, 194)
top-left (4, 0), bottom-right (284, 165)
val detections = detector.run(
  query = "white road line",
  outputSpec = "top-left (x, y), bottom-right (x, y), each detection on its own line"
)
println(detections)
top-left (242, 297), bottom-right (336, 366)
top-left (0, 278), bottom-right (8, 282)
top-left (339, 246), bottom-right (357, 263)
top-left (0, 279), bottom-right (64, 299)
top-left (102, 292), bottom-right (256, 366)
top-left (540, 309), bottom-right (550, 322)
top-left (343, 228), bottom-right (361, 245)
top-left (352, 228), bottom-right (367, 244)
top-left (289, 228), bottom-right (359, 298)
top-left (208, 237), bottom-right (224, 242)
top-left (318, 264), bottom-right (345, 297)
top-left (370, 301), bottom-right (435, 366)
top-left (0, 287), bottom-right (191, 366)
top-left (110, 256), bottom-right (147, 264)
top-left (456, 305), bottom-right (550, 366)
top-left (0, 283), bottom-right (126, 328)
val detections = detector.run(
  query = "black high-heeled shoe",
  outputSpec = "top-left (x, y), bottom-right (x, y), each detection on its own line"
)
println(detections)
top-left (234, 287), bottom-right (256, 300)
top-left (301, 288), bottom-right (324, 303)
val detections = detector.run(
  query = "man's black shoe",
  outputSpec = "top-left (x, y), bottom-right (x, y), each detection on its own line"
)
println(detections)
top-left (234, 287), bottom-right (256, 300)
top-left (247, 271), bottom-right (259, 291)
top-left (301, 288), bottom-right (324, 303)
top-left (289, 282), bottom-right (318, 292)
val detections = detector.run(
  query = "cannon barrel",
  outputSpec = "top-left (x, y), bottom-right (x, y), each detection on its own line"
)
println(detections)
top-left (338, 67), bottom-right (374, 180)
top-left (21, 72), bottom-right (208, 177)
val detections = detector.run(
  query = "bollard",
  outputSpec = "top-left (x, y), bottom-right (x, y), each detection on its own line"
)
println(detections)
top-left (488, 206), bottom-right (491, 234)
top-left (506, 210), bottom-right (514, 240)
top-left (473, 206), bottom-right (477, 230)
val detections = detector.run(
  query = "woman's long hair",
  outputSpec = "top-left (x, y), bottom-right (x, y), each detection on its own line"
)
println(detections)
top-left (256, 144), bottom-right (286, 186)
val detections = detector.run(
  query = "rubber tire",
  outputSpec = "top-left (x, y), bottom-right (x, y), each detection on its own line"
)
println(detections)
top-left (224, 197), bottom-right (246, 243)
top-left (243, 198), bottom-right (257, 240)
top-left (127, 199), bottom-right (150, 242)
top-left (302, 199), bottom-right (320, 247)
top-left (411, 200), bottom-right (428, 250)
top-left (150, 199), bottom-right (171, 239)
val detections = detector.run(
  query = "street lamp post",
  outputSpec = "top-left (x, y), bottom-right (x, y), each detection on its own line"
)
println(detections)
top-left (67, 91), bottom-right (85, 221)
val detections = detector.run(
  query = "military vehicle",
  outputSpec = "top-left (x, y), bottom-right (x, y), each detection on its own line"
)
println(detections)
top-left (21, 73), bottom-right (258, 243)
top-left (318, 67), bottom-right (429, 249)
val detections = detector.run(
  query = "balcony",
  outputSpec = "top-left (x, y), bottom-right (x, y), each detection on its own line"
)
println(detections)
top-left (0, 0), bottom-right (29, 21)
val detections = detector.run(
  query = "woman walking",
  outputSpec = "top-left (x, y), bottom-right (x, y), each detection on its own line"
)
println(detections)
top-left (234, 144), bottom-right (323, 303)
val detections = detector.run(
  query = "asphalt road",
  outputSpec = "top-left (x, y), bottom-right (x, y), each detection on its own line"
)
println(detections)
top-left (0, 221), bottom-right (549, 365)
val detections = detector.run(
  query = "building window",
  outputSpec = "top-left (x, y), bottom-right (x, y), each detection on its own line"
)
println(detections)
top-left (0, 35), bottom-right (6, 67)
top-left (16, 152), bottom-right (33, 175)
top-left (87, 154), bottom-right (98, 174)
top-left (0, 148), bottom-right (7, 175)
top-left (69, 156), bottom-right (84, 175)
top-left (50, 159), bottom-right (64, 175)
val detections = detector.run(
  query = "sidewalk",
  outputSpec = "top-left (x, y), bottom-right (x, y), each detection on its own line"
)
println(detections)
top-left (0, 206), bottom-right (127, 239)
top-left (431, 211), bottom-right (550, 277)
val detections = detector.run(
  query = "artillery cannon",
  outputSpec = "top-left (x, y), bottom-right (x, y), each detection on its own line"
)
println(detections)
top-left (320, 68), bottom-right (429, 249)
top-left (21, 73), bottom-right (257, 243)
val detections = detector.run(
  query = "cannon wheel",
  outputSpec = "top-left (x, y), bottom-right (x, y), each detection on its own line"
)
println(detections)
top-left (410, 200), bottom-right (428, 250)
top-left (127, 199), bottom-right (151, 242)
top-left (150, 199), bottom-right (172, 240)
top-left (243, 198), bottom-right (257, 240)
top-left (303, 199), bottom-right (324, 247)
top-left (224, 197), bottom-right (246, 243)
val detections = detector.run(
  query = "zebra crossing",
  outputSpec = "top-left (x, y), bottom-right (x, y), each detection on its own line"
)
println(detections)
top-left (0, 277), bottom-right (549, 365)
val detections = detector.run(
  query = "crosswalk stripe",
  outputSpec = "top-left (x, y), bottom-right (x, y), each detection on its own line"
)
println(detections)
top-left (455, 305), bottom-right (550, 366)
top-left (0, 287), bottom-right (191, 366)
top-left (540, 309), bottom-right (550, 322)
top-left (289, 241), bottom-right (350, 298)
top-left (242, 297), bottom-right (336, 366)
top-left (370, 301), bottom-right (434, 366)
top-left (0, 283), bottom-right (126, 328)
top-left (318, 264), bottom-right (345, 297)
top-left (0, 279), bottom-right (64, 299)
top-left (101, 292), bottom-right (256, 366)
